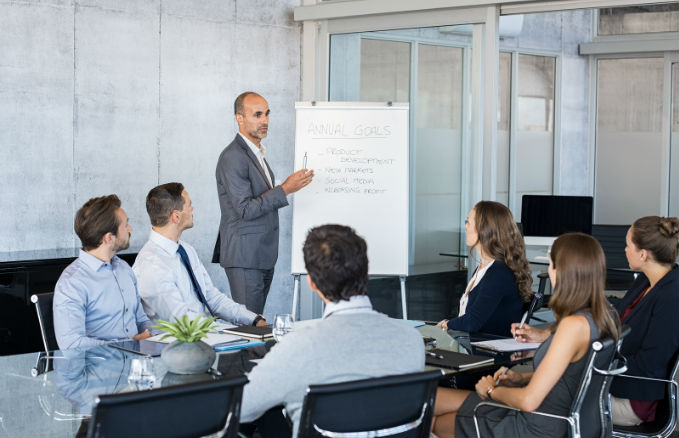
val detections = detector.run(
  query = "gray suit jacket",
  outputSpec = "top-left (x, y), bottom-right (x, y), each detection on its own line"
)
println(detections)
top-left (215, 134), bottom-right (289, 270)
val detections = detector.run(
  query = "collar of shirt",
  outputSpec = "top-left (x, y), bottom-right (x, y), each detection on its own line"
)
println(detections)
top-left (322, 295), bottom-right (375, 319)
top-left (149, 229), bottom-right (180, 256)
top-left (78, 249), bottom-right (113, 272)
top-left (239, 132), bottom-right (266, 158)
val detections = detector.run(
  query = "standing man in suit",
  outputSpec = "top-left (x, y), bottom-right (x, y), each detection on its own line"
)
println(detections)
top-left (216, 91), bottom-right (314, 314)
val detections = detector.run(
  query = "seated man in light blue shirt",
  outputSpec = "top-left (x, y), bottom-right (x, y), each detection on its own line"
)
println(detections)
top-left (133, 183), bottom-right (266, 327)
top-left (54, 195), bottom-right (153, 350)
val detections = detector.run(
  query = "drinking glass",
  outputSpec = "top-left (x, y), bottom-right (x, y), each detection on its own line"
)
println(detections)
top-left (273, 314), bottom-right (294, 341)
top-left (128, 357), bottom-right (156, 390)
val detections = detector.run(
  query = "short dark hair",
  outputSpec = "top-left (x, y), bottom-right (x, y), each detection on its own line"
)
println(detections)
top-left (234, 91), bottom-right (261, 115)
top-left (146, 183), bottom-right (185, 227)
top-left (74, 195), bottom-right (122, 250)
top-left (303, 224), bottom-right (368, 302)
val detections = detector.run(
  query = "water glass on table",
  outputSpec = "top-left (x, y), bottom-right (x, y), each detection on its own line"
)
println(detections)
top-left (273, 314), bottom-right (294, 341)
top-left (128, 357), bottom-right (155, 390)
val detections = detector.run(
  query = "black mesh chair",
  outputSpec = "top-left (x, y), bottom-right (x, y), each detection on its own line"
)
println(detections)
top-left (297, 369), bottom-right (443, 438)
top-left (611, 349), bottom-right (679, 438)
top-left (473, 333), bottom-right (628, 438)
top-left (30, 292), bottom-right (59, 353)
top-left (87, 375), bottom-right (248, 438)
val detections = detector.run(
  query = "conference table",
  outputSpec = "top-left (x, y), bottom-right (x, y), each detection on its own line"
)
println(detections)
top-left (0, 322), bottom-right (529, 438)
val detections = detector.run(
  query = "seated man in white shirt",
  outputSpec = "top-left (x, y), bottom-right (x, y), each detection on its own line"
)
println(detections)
top-left (240, 224), bottom-right (425, 436)
top-left (133, 182), bottom-right (266, 327)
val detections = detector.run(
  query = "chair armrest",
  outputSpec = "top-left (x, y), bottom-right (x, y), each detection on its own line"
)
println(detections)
top-left (472, 401), bottom-right (575, 438)
top-left (611, 373), bottom-right (679, 386)
top-left (593, 363), bottom-right (628, 376)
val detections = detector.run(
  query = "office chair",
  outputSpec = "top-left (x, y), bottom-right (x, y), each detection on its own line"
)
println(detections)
top-left (87, 374), bottom-right (248, 438)
top-left (612, 349), bottom-right (679, 438)
top-left (297, 369), bottom-right (443, 438)
top-left (473, 331), bottom-right (629, 438)
top-left (31, 292), bottom-right (59, 353)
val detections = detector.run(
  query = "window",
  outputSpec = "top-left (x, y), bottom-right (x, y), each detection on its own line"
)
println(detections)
top-left (598, 4), bottom-right (679, 36)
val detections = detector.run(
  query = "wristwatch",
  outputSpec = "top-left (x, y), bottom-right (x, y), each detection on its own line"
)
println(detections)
top-left (252, 315), bottom-right (264, 326)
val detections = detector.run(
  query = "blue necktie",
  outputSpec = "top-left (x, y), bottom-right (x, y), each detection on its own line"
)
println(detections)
top-left (177, 244), bottom-right (215, 316)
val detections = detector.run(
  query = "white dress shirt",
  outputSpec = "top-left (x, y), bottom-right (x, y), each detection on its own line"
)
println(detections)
top-left (133, 230), bottom-right (256, 325)
top-left (239, 132), bottom-right (273, 188)
top-left (459, 260), bottom-right (494, 316)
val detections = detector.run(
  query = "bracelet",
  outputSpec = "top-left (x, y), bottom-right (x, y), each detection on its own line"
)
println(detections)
top-left (252, 315), bottom-right (264, 326)
top-left (487, 386), bottom-right (494, 399)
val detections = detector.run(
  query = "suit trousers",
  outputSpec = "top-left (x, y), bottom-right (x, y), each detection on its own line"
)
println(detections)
top-left (225, 267), bottom-right (274, 315)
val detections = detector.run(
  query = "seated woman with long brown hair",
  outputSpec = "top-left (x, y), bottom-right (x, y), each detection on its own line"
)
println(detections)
top-left (437, 201), bottom-right (532, 337)
top-left (432, 233), bottom-right (621, 438)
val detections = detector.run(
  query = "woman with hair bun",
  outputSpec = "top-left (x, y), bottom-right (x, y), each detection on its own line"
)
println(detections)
top-left (515, 216), bottom-right (679, 427)
top-left (437, 201), bottom-right (532, 337)
top-left (609, 216), bottom-right (679, 426)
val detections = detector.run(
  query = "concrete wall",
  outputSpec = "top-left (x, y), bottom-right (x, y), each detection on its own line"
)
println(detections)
top-left (0, 0), bottom-right (302, 320)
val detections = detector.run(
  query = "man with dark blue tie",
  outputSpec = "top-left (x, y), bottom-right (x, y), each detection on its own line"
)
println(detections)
top-left (133, 182), bottom-right (266, 327)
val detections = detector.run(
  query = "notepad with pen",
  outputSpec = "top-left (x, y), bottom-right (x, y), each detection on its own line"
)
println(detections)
top-left (425, 349), bottom-right (495, 370)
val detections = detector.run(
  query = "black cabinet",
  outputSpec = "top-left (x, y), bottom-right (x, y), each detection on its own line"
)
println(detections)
top-left (0, 249), bottom-right (137, 355)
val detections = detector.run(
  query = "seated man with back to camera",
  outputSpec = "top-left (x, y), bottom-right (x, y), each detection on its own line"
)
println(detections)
top-left (54, 195), bottom-right (153, 350)
top-left (133, 182), bottom-right (266, 327)
top-left (240, 224), bottom-right (425, 435)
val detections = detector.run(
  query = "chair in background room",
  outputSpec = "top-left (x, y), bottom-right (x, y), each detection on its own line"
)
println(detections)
top-left (297, 369), bottom-right (443, 438)
top-left (30, 292), bottom-right (58, 353)
top-left (612, 349), bottom-right (679, 438)
top-left (87, 375), bottom-right (248, 438)
top-left (473, 332), bottom-right (629, 438)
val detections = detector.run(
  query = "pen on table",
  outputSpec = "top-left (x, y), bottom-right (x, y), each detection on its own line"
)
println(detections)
top-left (514, 311), bottom-right (528, 340)
top-left (495, 367), bottom-right (509, 385)
top-left (426, 351), bottom-right (444, 360)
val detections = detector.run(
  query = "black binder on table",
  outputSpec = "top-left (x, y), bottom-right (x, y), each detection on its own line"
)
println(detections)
top-left (220, 325), bottom-right (274, 340)
top-left (425, 349), bottom-right (494, 370)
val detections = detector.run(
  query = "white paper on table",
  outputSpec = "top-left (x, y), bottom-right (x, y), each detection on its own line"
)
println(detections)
top-left (470, 338), bottom-right (542, 352)
top-left (147, 332), bottom-right (244, 346)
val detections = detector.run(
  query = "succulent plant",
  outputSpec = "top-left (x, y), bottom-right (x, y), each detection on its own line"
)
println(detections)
top-left (153, 314), bottom-right (217, 343)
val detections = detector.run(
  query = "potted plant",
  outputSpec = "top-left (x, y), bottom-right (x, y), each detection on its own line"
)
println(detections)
top-left (153, 315), bottom-right (217, 375)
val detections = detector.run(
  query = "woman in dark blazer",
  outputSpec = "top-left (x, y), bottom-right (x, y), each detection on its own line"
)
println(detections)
top-left (610, 216), bottom-right (679, 426)
top-left (514, 215), bottom-right (679, 426)
top-left (437, 201), bottom-right (532, 337)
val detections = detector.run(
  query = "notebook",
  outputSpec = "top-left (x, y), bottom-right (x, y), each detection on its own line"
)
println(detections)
top-left (471, 338), bottom-right (542, 352)
top-left (108, 340), bottom-right (166, 357)
top-left (220, 325), bottom-right (274, 340)
top-left (425, 349), bottom-right (495, 370)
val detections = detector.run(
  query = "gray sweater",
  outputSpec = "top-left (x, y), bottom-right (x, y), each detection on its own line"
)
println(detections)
top-left (240, 312), bottom-right (425, 435)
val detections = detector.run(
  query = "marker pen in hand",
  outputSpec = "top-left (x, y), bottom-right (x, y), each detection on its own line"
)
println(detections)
top-left (303, 152), bottom-right (308, 171)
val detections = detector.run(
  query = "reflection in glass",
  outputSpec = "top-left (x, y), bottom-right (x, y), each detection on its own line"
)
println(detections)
top-left (497, 52), bottom-right (512, 207)
top-left (515, 54), bottom-right (555, 218)
top-left (360, 39), bottom-right (410, 102)
top-left (595, 57), bottom-right (665, 224)
top-left (414, 44), bottom-right (464, 265)
top-left (671, 63), bottom-right (679, 217)
top-left (599, 4), bottom-right (679, 35)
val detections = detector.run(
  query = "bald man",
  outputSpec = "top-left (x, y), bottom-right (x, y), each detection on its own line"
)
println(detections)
top-left (215, 92), bottom-right (314, 314)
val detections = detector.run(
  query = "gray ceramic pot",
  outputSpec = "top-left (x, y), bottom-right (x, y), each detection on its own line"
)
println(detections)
top-left (160, 340), bottom-right (216, 375)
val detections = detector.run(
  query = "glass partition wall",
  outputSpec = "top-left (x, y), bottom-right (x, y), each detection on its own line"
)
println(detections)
top-left (329, 30), bottom-right (469, 272)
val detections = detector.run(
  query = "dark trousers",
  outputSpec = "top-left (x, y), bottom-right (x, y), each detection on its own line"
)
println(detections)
top-left (225, 267), bottom-right (274, 315)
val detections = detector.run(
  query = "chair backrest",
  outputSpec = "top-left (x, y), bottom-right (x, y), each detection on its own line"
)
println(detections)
top-left (571, 330), bottom-right (628, 438)
top-left (30, 292), bottom-right (58, 352)
top-left (297, 370), bottom-right (442, 438)
top-left (87, 374), bottom-right (248, 438)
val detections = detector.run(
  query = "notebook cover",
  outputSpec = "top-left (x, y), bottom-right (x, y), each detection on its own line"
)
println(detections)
top-left (425, 348), bottom-right (495, 370)
top-left (221, 325), bottom-right (274, 340)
